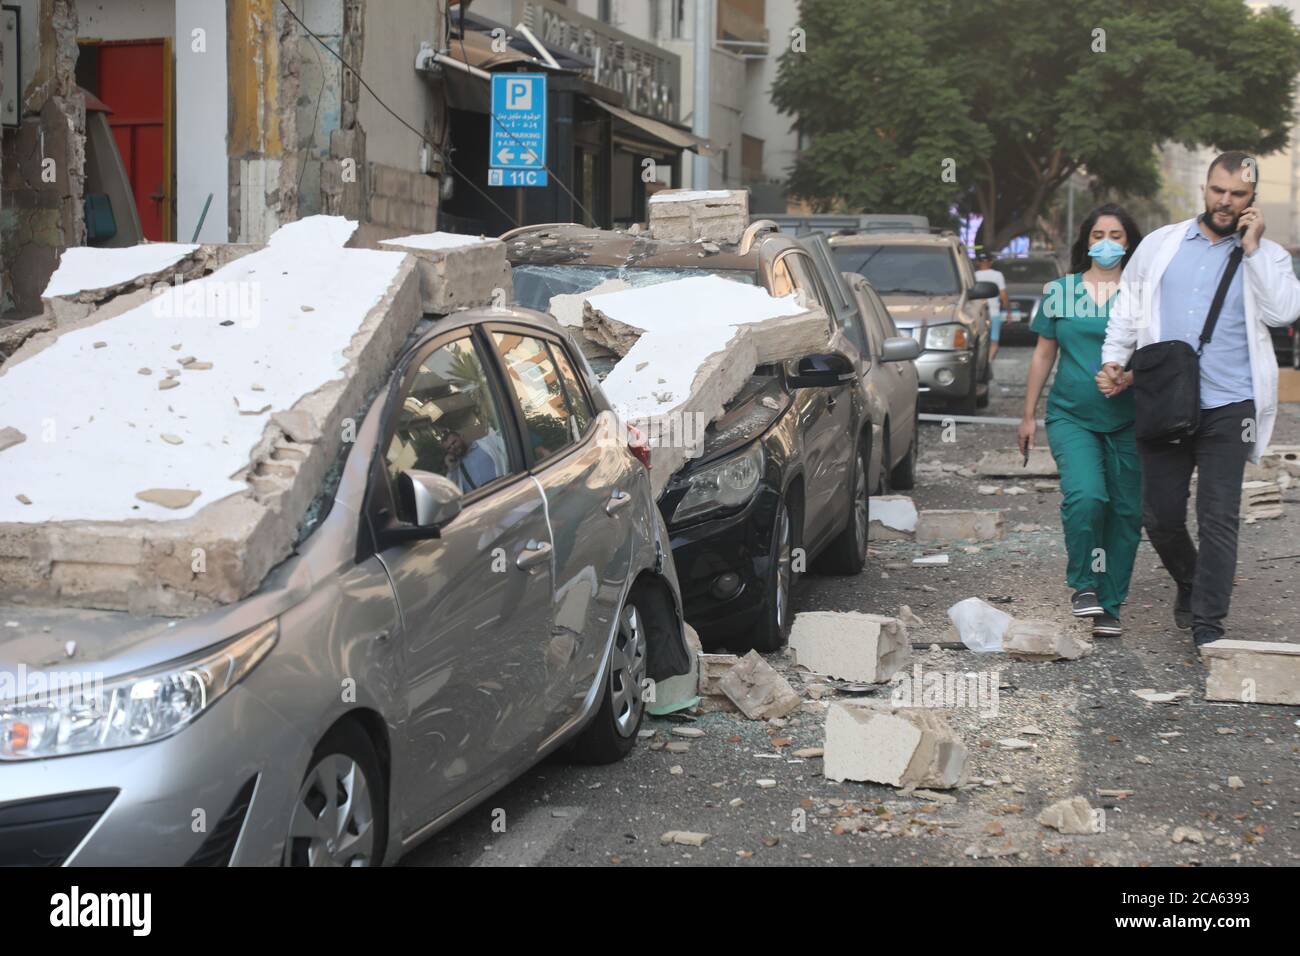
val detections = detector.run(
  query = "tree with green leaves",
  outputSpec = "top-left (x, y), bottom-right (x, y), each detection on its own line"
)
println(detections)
top-left (772, 0), bottom-right (1300, 249)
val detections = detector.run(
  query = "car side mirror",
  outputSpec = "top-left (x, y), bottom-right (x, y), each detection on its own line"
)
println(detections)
top-left (788, 351), bottom-right (855, 388)
top-left (881, 335), bottom-right (921, 362)
top-left (397, 469), bottom-right (463, 529)
top-left (969, 280), bottom-right (999, 300)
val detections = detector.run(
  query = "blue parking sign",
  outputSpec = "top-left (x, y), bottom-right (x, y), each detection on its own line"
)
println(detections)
top-left (490, 73), bottom-right (548, 187)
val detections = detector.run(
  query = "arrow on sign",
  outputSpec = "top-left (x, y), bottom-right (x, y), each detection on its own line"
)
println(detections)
top-left (522, 150), bottom-right (538, 164)
top-left (496, 148), bottom-right (516, 164)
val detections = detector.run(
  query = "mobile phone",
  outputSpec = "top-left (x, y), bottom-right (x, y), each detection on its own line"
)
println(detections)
top-left (1239, 189), bottom-right (1258, 236)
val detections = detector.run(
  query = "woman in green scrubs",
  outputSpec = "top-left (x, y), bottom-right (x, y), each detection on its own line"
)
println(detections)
top-left (1017, 204), bottom-right (1143, 637)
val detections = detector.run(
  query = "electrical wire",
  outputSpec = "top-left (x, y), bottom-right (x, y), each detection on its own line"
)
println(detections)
top-left (277, 0), bottom-right (519, 228)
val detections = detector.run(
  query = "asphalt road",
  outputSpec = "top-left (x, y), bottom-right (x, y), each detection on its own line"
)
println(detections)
top-left (401, 344), bottom-right (1300, 867)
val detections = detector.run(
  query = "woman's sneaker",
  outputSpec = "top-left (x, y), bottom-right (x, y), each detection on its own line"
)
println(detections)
top-left (1071, 589), bottom-right (1104, 617)
top-left (1092, 613), bottom-right (1122, 637)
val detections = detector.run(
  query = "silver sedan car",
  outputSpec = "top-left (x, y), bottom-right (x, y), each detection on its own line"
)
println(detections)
top-left (0, 306), bottom-right (690, 866)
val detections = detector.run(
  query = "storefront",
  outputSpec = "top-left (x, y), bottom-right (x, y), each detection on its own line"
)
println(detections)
top-left (432, 3), bottom-right (710, 236)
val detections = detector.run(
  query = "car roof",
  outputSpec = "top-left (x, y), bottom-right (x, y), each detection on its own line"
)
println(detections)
top-left (829, 231), bottom-right (958, 248)
top-left (502, 222), bottom-right (799, 271)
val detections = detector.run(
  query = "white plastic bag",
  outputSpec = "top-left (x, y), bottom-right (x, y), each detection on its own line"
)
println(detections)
top-left (947, 597), bottom-right (1012, 652)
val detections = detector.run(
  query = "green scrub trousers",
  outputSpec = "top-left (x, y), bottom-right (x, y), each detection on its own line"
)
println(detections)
top-left (1031, 275), bottom-right (1143, 617)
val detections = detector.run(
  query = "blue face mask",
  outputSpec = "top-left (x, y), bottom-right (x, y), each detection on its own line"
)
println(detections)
top-left (1088, 238), bottom-right (1125, 269)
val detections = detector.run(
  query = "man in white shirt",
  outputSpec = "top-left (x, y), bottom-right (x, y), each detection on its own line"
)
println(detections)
top-left (975, 248), bottom-right (1010, 364)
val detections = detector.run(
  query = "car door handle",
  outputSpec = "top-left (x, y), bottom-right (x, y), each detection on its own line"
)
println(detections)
top-left (515, 539), bottom-right (552, 570)
top-left (606, 489), bottom-right (632, 515)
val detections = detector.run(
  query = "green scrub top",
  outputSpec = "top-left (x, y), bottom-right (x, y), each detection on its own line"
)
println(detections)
top-left (1029, 274), bottom-right (1135, 432)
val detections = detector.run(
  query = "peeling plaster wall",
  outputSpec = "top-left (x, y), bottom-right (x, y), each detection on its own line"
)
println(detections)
top-left (0, 0), bottom-right (85, 320)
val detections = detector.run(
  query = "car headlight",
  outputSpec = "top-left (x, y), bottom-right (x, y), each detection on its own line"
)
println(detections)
top-left (925, 323), bottom-right (969, 350)
top-left (671, 444), bottom-right (764, 524)
top-left (0, 620), bottom-right (277, 761)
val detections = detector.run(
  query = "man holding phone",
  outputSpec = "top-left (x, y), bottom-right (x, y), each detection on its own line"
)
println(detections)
top-left (1096, 152), bottom-right (1300, 650)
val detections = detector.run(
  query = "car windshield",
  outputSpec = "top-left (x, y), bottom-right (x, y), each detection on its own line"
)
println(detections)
top-left (512, 264), bottom-right (758, 312)
top-left (995, 258), bottom-right (1060, 282)
top-left (833, 244), bottom-right (959, 296)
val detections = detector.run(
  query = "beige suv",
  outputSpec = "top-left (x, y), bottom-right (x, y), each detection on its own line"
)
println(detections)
top-left (831, 231), bottom-right (997, 413)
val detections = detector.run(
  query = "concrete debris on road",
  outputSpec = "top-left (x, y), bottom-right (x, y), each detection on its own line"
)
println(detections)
top-left (1132, 688), bottom-right (1191, 704)
top-left (790, 611), bottom-right (910, 684)
top-left (660, 830), bottom-right (710, 847)
top-left (823, 702), bottom-right (968, 790)
top-left (975, 446), bottom-right (1059, 477)
top-left (947, 597), bottom-right (1013, 652)
top-left (1003, 620), bottom-right (1093, 661)
top-left (718, 650), bottom-right (803, 720)
top-left (868, 495), bottom-right (917, 539)
top-left (1171, 827), bottom-right (1205, 845)
top-left (1037, 796), bottom-right (1099, 834)
top-left (916, 509), bottom-right (1004, 543)
top-left (1241, 480), bottom-right (1284, 522)
top-left (1202, 639), bottom-right (1300, 705)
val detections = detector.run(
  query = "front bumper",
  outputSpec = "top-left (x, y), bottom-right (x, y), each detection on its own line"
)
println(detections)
top-left (0, 683), bottom-right (309, 866)
top-left (915, 348), bottom-right (976, 400)
top-left (660, 481), bottom-right (782, 644)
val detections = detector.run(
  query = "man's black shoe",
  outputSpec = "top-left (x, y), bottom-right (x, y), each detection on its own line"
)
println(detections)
top-left (1071, 589), bottom-right (1104, 617)
top-left (1174, 583), bottom-right (1193, 630)
top-left (1193, 628), bottom-right (1221, 650)
top-left (1092, 613), bottom-right (1122, 637)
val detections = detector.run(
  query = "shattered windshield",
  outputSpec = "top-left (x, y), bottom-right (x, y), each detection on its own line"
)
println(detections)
top-left (512, 264), bottom-right (758, 313)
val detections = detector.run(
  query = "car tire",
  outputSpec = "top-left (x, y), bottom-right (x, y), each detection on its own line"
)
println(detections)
top-left (877, 431), bottom-right (891, 494)
top-left (976, 380), bottom-right (991, 409)
top-left (819, 434), bottom-right (869, 576)
top-left (751, 494), bottom-right (800, 652)
top-left (890, 426), bottom-right (917, 491)
top-left (284, 721), bottom-right (387, 867)
top-left (952, 370), bottom-right (978, 415)
top-left (566, 597), bottom-right (648, 764)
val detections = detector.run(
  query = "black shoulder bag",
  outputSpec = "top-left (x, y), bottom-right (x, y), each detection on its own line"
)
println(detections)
top-left (1129, 243), bottom-right (1244, 443)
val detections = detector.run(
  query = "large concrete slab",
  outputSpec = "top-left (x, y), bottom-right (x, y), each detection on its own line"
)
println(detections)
top-left (0, 216), bottom-right (421, 616)
top-left (1203, 639), bottom-right (1300, 705)
top-left (378, 232), bottom-right (511, 313)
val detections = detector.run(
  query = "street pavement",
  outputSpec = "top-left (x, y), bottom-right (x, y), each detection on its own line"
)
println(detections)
top-left (401, 344), bottom-right (1300, 867)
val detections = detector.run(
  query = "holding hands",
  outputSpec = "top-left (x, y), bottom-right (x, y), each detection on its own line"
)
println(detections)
top-left (1096, 362), bottom-right (1133, 397)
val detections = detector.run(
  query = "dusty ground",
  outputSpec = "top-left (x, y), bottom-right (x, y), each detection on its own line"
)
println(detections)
top-left (402, 345), bottom-right (1300, 867)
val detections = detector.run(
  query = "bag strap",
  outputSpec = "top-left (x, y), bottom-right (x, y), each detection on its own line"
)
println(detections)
top-left (1198, 243), bottom-right (1245, 354)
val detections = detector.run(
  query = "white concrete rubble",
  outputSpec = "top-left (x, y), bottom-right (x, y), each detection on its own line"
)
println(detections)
top-left (1037, 796), bottom-right (1099, 834)
top-left (717, 650), bottom-right (802, 720)
top-left (648, 189), bottom-right (749, 243)
top-left (822, 702), bottom-right (968, 789)
top-left (1202, 639), bottom-right (1300, 705)
top-left (868, 495), bottom-right (917, 539)
top-left (378, 232), bottom-right (511, 313)
top-left (43, 243), bottom-right (200, 298)
top-left (975, 446), bottom-right (1058, 477)
top-left (0, 216), bottom-right (421, 615)
top-left (916, 509), bottom-right (1004, 543)
top-left (789, 611), bottom-right (910, 684)
top-left (1003, 620), bottom-right (1093, 661)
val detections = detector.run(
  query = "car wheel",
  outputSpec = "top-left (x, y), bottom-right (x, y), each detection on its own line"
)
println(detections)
top-left (890, 425), bottom-right (917, 491)
top-left (567, 598), bottom-right (648, 764)
top-left (953, 368), bottom-right (978, 415)
top-left (751, 495), bottom-right (799, 652)
top-left (284, 722), bottom-right (387, 867)
top-left (877, 431), bottom-right (891, 494)
top-left (819, 434), bottom-right (869, 576)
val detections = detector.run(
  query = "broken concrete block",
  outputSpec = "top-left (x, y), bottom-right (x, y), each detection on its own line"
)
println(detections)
top-left (1203, 639), bottom-right (1300, 705)
top-left (698, 652), bottom-right (741, 697)
top-left (869, 495), bottom-right (917, 539)
top-left (1240, 480), bottom-right (1283, 522)
top-left (1037, 796), bottom-right (1099, 834)
top-left (586, 275), bottom-right (829, 497)
top-left (975, 446), bottom-right (1058, 477)
top-left (377, 232), bottom-right (512, 314)
top-left (647, 189), bottom-right (749, 244)
top-left (717, 650), bottom-right (802, 720)
top-left (916, 509), bottom-right (1003, 543)
top-left (822, 702), bottom-right (968, 790)
top-left (1003, 620), bottom-right (1093, 661)
top-left (790, 611), bottom-right (910, 683)
top-left (0, 216), bottom-right (422, 615)
top-left (42, 242), bottom-right (200, 300)
top-left (0, 428), bottom-right (27, 454)
top-left (660, 830), bottom-right (710, 847)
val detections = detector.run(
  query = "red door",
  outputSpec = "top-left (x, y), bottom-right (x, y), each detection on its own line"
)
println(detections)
top-left (95, 41), bottom-right (168, 241)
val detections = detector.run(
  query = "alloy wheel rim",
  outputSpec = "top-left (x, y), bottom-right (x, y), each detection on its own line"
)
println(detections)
top-left (286, 754), bottom-right (376, 867)
top-left (609, 603), bottom-right (647, 737)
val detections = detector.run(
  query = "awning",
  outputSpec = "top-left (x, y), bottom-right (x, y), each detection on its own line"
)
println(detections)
top-left (590, 99), bottom-right (716, 157)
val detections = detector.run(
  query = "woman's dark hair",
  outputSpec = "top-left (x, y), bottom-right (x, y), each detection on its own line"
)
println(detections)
top-left (1069, 203), bottom-right (1142, 274)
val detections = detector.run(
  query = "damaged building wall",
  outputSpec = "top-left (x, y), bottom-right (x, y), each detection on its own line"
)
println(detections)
top-left (0, 0), bottom-right (85, 319)
top-left (234, 0), bottom-right (447, 245)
